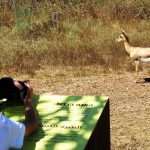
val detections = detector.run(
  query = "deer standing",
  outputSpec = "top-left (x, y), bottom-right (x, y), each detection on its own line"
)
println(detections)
top-left (116, 31), bottom-right (150, 82)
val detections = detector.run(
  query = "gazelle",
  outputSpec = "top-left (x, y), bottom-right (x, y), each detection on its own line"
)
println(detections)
top-left (116, 31), bottom-right (150, 82)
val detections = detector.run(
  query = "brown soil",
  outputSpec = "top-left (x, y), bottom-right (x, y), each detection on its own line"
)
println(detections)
top-left (31, 73), bottom-right (150, 150)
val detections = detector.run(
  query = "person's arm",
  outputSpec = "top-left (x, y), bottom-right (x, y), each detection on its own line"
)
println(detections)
top-left (23, 84), bottom-right (38, 136)
top-left (24, 101), bottom-right (38, 136)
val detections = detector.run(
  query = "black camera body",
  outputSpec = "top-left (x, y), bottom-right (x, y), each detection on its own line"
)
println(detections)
top-left (0, 77), bottom-right (28, 111)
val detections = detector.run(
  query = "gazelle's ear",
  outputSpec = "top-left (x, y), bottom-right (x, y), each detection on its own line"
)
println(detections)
top-left (122, 30), bottom-right (126, 35)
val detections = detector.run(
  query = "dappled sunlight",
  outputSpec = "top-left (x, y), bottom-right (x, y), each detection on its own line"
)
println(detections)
top-left (4, 106), bottom-right (25, 122)
top-left (54, 142), bottom-right (77, 150)
top-left (4, 94), bottom-right (109, 150)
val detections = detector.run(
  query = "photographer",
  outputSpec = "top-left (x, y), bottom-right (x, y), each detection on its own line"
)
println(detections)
top-left (0, 77), bottom-right (38, 150)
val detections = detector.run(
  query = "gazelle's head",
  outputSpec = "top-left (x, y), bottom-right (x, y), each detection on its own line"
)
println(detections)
top-left (115, 31), bottom-right (129, 43)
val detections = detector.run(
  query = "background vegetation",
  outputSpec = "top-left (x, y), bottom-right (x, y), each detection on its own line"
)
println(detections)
top-left (0, 0), bottom-right (150, 76)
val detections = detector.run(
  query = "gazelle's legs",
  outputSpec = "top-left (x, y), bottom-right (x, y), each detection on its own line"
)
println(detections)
top-left (135, 60), bottom-right (140, 82)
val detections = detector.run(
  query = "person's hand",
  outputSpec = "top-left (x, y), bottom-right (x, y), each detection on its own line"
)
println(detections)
top-left (24, 82), bottom-right (34, 105)
top-left (26, 82), bottom-right (33, 100)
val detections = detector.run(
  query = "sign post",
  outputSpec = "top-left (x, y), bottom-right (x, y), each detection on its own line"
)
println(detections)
top-left (5, 94), bottom-right (110, 150)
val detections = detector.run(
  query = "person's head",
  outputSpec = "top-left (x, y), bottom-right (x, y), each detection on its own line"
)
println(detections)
top-left (0, 77), bottom-right (22, 106)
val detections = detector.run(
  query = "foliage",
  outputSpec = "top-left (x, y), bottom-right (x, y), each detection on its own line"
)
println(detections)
top-left (0, 0), bottom-right (150, 75)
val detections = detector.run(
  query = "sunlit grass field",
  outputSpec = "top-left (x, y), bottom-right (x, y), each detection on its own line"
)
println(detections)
top-left (0, 0), bottom-right (150, 76)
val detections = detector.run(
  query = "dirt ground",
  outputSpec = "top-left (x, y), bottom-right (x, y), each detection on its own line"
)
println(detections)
top-left (31, 72), bottom-right (150, 150)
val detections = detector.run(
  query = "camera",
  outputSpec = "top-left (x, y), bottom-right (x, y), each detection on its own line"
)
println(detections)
top-left (0, 77), bottom-right (28, 111)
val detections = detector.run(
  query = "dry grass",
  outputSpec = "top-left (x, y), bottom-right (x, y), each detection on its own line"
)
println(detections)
top-left (0, 0), bottom-right (150, 77)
